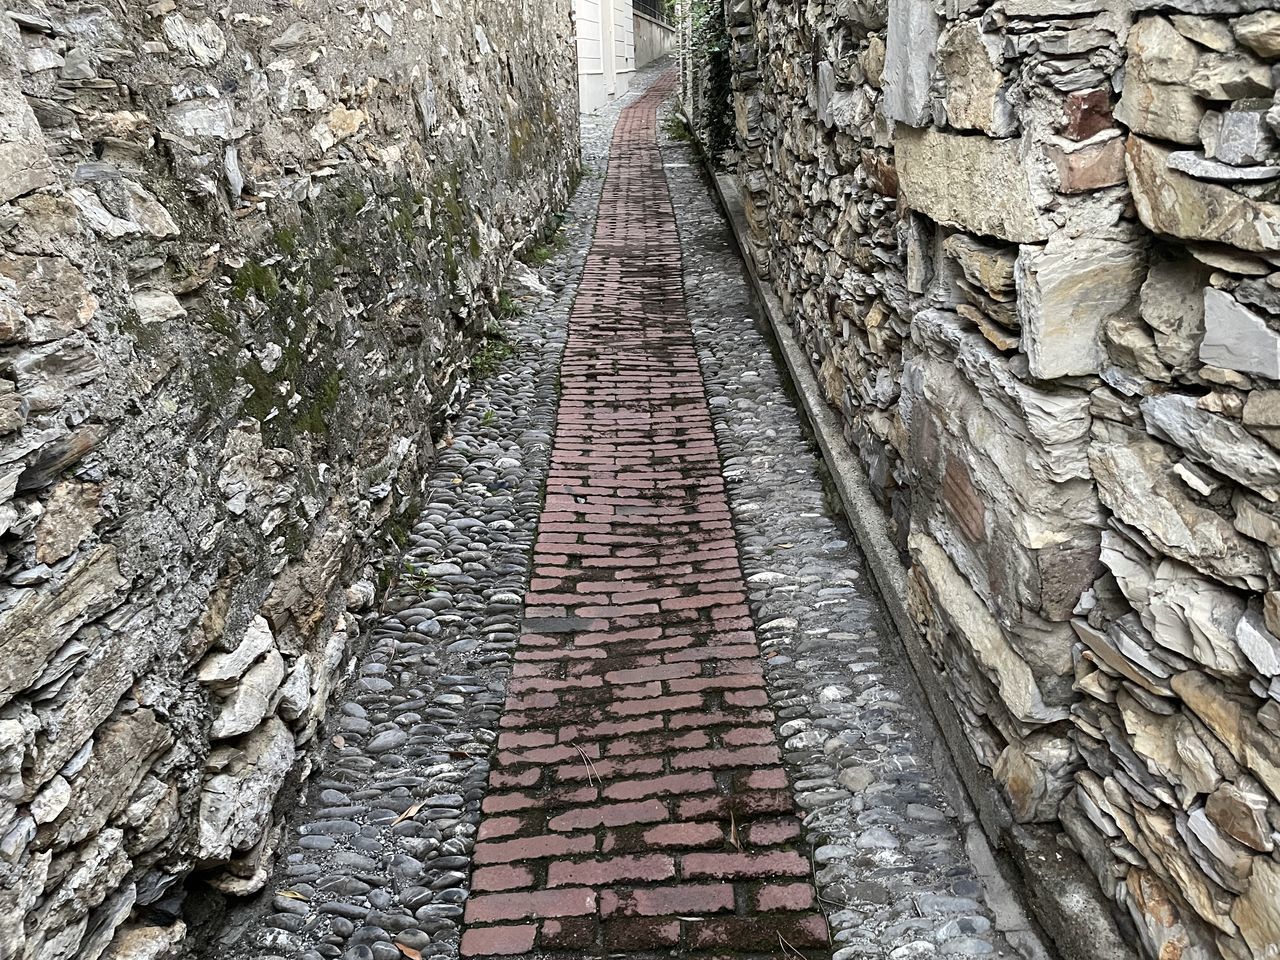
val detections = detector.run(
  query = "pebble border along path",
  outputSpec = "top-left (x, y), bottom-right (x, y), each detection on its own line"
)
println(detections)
top-left (660, 100), bottom-right (1041, 959)
top-left (217, 61), bottom-right (671, 960)
top-left (458, 73), bottom-right (829, 958)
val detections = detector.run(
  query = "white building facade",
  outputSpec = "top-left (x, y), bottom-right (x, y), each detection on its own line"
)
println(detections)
top-left (575, 0), bottom-right (637, 112)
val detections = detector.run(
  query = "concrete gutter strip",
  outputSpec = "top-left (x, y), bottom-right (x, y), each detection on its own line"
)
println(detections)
top-left (705, 167), bottom-right (1138, 960)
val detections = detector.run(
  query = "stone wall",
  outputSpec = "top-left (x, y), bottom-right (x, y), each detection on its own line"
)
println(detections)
top-left (0, 0), bottom-right (578, 955)
top-left (700, 0), bottom-right (1280, 956)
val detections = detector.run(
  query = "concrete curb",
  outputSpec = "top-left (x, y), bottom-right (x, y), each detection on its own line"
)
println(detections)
top-left (703, 163), bottom-right (1138, 960)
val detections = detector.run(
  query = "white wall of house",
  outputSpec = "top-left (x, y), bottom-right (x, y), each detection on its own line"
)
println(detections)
top-left (575, 0), bottom-right (636, 112)
top-left (634, 9), bottom-right (676, 69)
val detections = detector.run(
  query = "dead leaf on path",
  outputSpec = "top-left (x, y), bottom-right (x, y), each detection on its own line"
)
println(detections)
top-left (278, 890), bottom-right (309, 902)
top-left (395, 944), bottom-right (424, 960)
top-left (333, 735), bottom-right (346, 748)
top-left (728, 809), bottom-right (742, 851)
top-left (392, 800), bottom-right (426, 827)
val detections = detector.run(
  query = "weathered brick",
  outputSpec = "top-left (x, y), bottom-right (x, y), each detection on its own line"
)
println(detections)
top-left (555, 756), bottom-right (664, 782)
top-left (477, 815), bottom-right (535, 841)
top-left (473, 833), bottom-right (596, 865)
top-left (744, 818), bottom-right (802, 846)
top-left (489, 768), bottom-right (541, 789)
top-left (639, 821), bottom-right (727, 849)
top-left (608, 693), bottom-right (705, 716)
top-left (539, 917), bottom-right (597, 950)
top-left (740, 768), bottom-right (789, 789)
top-left (459, 924), bottom-right (538, 957)
top-left (600, 883), bottom-right (735, 917)
top-left (671, 745), bottom-right (782, 770)
top-left (680, 851), bottom-right (811, 880)
top-left (605, 730), bottom-right (710, 758)
top-left (547, 854), bottom-right (676, 887)
top-left (684, 913), bottom-right (829, 950)
top-left (602, 771), bottom-right (715, 801)
top-left (754, 882), bottom-right (817, 912)
top-left (465, 887), bottom-right (596, 923)
top-left (720, 727), bottom-right (777, 746)
top-left (485, 785), bottom-right (599, 814)
top-left (602, 917), bottom-right (681, 949)
top-left (470, 865), bottom-right (535, 893)
top-left (547, 799), bottom-right (669, 832)
top-left (603, 662), bottom-right (699, 685)
top-left (677, 790), bottom-right (793, 819)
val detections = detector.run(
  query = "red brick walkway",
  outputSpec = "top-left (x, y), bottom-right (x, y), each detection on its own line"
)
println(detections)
top-left (460, 74), bottom-right (829, 958)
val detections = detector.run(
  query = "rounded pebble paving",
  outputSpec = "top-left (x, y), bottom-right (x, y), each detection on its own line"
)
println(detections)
top-left (660, 96), bottom-right (1027, 958)
top-left (211, 61), bottom-right (677, 960)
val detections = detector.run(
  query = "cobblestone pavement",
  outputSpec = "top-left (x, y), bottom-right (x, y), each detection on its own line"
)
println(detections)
top-left (213, 60), bottom-right (671, 960)
top-left (660, 107), bottom-right (1031, 958)
top-left (216, 59), bottom-right (1038, 960)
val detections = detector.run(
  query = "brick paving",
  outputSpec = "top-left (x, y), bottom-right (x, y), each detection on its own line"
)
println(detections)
top-left (459, 73), bottom-right (830, 958)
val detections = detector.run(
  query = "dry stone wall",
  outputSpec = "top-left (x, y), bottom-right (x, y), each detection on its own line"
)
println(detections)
top-left (702, 0), bottom-right (1280, 956)
top-left (0, 0), bottom-right (578, 956)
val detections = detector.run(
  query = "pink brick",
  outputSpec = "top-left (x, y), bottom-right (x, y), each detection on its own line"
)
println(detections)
top-left (745, 818), bottom-right (802, 846)
top-left (721, 727), bottom-right (777, 746)
top-left (473, 833), bottom-right (596, 865)
top-left (547, 799), bottom-right (669, 832)
top-left (602, 771), bottom-right (715, 801)
top-left (600, 883), bottom-right (735, 917)
top-left (755, 882), bottom-right (817, 912)
top-left (459, 924), bottom-right (538, 957)
top-left (670, 745), bottom-right (781, 770)
top-left (681, 851), bottom-right (811, 880)
top-left (640, 821), bottom-right (727, 848)
top-left (470, 865), bottom-right (535, 893)
top-left (547, 854), bottom-right (675, 887)
top-left (465, 888), bottom-right (596, 923)
top-left (603, 663), bottom-right (699, 685)
top-left (477, 815), bottom-right (532, 840)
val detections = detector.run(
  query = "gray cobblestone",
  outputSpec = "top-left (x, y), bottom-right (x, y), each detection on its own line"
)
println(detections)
top-left (205, 56), bottom-right (682, 960)
top-left (662, 101), bottom-right (1024, 958)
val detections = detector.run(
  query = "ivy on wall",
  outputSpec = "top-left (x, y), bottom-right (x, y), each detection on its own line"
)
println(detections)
top-left (687, 0), bottom-right (734, 158)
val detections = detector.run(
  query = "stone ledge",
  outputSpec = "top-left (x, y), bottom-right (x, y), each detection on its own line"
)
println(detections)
top-left (704, 163), bottom-right (1136, 960)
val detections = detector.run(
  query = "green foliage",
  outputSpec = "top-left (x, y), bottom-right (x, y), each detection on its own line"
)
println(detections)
top-left (663, 109), bottom-right (692, 142)
top-left (230, 261), bottom-right (280, 301)
top-left (399, 560), bottom-right (437, 592)
top-left (472, 325), bottom-right (514, 379)
top-left (497, 291), bottom-right (522, 320)
top-left (520, 212), bottom-right (570, 266)
top-left (272, 227), bottom-right (299, 254)
top-left (689, 0), bottom-right (734, 158)
top-left (521, 242), bottom-right (556, 266)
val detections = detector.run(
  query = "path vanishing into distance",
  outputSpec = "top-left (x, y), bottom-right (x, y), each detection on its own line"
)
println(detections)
top-left (218, 63), bottom-right (1042, 960)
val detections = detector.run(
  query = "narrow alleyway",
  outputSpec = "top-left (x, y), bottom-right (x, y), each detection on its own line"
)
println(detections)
top-left (220, 64), bottom-right (1039, 960)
